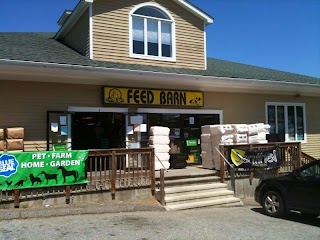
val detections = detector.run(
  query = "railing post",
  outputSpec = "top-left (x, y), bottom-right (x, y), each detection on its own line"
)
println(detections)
top-left (220, 146), bottom-right (225, 183)
top-left (230, 166), bottom-right (235, 195)
top-left (159, 168), bottom-right (165, 206)
top-left (111, 150), bottom-right (116, 200)
top-left (65, 186), bottom-right (71, 204)
top-left (150, 148), bottom-right (155, 196)
top-left (249, 171), bottom-right (254, 185)
top-left (297, 143), bottom-right (302, 169)
top-left (13, 189), bottom-right (20, 208)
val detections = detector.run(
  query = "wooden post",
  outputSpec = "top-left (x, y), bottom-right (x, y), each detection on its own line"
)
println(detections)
top-left (297, 143), bottom-right (302, 169)
top-left (150, 149), bottom-right (155, 196)
top-left (249, 171), bottom-right (254, 185)
top-left (160, 169), bottom-right (165, 206)
top-left (220, 146), bottom-right (225, 183)
top-left (65, 186), bottom-right (71, 204)
top-left (230, 166), bottom-right (235, 194)
top-left (13, 189), bottom-right (20, 208)
top-left (111, 150), bottom-right (116, 200)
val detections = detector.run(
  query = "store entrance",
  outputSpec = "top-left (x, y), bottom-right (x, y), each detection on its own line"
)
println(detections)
top-left (144, 113), bottom-right (220, 165)
top-left (71, 112), bottom-right (125, 150)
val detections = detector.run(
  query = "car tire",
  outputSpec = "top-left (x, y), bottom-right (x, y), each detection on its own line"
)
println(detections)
top-left (262, 191), bottom-right (285, 218)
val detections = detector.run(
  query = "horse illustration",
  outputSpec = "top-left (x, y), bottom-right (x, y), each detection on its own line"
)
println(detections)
top-left (58, 166), bottom-right (78, 183)
top-left (40, 171), bottom-right (58, 184)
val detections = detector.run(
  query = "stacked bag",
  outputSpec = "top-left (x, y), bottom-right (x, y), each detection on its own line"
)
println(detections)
top-left (201, 125), bottom-right (234, 170)
top-left (201, 123), bottom-right (270, 170)
top-left (247, 123), bottom-right (270, 144)
top-left (0, 129), bottom-right (4, 153)
top-left (149, 126), bottom-right (171, 170)
top-left (6, 127), bottom-right (24, 152)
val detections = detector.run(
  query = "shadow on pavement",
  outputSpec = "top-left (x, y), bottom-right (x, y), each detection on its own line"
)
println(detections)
top-left (250, 207), bottom-right (320, 227)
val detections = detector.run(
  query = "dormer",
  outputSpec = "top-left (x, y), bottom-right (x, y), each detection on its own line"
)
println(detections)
top-left (55, 0), bottom-right (213, 70)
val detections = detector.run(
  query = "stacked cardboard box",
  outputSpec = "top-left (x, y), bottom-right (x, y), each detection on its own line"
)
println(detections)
top-left (6, 127), bottom-right (24, 152)
top-left (149, 126), bottom-right (170, 170)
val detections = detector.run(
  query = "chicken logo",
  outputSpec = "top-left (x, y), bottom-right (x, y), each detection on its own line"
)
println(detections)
top-left (106, 88), bottom-right (124, 103)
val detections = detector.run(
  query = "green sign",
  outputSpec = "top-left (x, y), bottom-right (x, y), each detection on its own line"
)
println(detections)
top-left (53, 143), bottom-right (67, 151)
top-left (0, 150), bottom-right (88, 190)
top-left (186, 139), bottom-right (198, 147)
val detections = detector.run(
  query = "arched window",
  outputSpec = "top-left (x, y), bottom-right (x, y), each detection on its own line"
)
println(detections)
top-left (130, 4), bottom-right (175, 61)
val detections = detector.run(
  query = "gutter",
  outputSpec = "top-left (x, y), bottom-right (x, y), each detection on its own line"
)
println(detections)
top-left (0, 58), bottom-right (320, 96)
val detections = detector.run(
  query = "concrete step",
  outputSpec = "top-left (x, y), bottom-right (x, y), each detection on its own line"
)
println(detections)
top-left (165, 182), bottom-right (227, 194)
top-left (155, 172), bottom-right (217, 181)
top-left (157, 176), bottom-right (221, 187)
top-left (165, 197), bottom-right (244, 211)
top-left (165, 189), bottom-right (235, 204)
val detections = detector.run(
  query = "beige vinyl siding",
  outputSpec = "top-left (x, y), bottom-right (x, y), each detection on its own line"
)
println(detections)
top-left (92, 0), bottom-right (205, 70)
top-left (0, 80), bottom-right (102, 151)
top-left (1, 80), bottom-right (320, 158)
top-left (60, 9), bottom-right (90, 57)
top-left (204, 92), bottom-right (320, 158)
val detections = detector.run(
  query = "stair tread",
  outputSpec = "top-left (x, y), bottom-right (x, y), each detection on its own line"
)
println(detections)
top-left (157, 176), bottom-right (220, 185)
top-left (165, 197), bottom-right (243, 211)
top-left (165, 182), bottom-right (227, 193)
top-left (165, 189), bottom-right (234, 202)
top-left (156, 173), bottom-right (218, 181)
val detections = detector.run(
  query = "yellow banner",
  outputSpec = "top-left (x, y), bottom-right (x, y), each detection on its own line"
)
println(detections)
top-left (103, 87), bottom-right (203, 107)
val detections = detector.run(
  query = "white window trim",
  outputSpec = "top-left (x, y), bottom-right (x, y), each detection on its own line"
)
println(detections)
top-left (129, 2), bottom-right (176, 62)
top-left (265, 102), bottom-right (307, 143)
top-left (137, 108), bottom-right (223, 124)
top-left (68, 106), bottom-right (129, 113)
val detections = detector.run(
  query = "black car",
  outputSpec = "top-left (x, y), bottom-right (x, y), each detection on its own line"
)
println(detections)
top-left (255, 160), bottom-right (320, 218)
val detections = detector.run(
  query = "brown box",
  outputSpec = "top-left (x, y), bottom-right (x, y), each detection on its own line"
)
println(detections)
top-left (0, 140), bottom-right (4, 151)
top-left (0, 129), bottom-right (4, 141)
top-left (6, 127), bottom-right (24, 139)
top-left (6, 139), bottom-right (24, 151)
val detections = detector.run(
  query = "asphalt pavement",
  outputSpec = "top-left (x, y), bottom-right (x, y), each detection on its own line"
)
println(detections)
top-left (0, 206), bottom-right (319, 240)
top-left (0, 198), bottom-right (165, 221)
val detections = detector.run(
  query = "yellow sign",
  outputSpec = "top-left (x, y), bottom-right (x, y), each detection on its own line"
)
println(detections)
top-left (103, 87), bottom-right (203, 107)
top-left (231, 149), bottom-right (246, 166)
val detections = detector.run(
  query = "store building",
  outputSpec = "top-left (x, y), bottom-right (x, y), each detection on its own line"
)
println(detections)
top-left (1, 0), bottom-right (320, 164)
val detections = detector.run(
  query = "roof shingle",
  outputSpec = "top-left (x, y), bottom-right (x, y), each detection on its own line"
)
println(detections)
top-left (0, 32), bottom-right (319, 85)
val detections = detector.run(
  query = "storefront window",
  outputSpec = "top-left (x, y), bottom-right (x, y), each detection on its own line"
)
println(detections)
top-left (142, 113), bottom-right (220, 164)
top-left (266, 102), bottom-right (306, 142)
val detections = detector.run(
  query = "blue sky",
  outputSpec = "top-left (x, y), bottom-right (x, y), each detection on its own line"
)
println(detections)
top-left (1, 0), bottom-right (319, 78)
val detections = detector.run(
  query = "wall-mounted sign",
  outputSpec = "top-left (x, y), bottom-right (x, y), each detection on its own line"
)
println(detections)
top-left (103, 87), bottom-right (203, 107)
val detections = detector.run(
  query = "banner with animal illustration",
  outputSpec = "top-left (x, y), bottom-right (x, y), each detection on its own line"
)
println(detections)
top-left (228, 147), bottom-right (280, 170)
top-left (0, 150), bottom-right (88, 190)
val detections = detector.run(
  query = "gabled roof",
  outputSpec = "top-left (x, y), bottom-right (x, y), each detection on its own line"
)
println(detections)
top-left (0, 32), bottom-right (319, 86)
top-left (173, 0), bottom-right (213, 24)
top-left (55, 0), bottom-right (213, 40)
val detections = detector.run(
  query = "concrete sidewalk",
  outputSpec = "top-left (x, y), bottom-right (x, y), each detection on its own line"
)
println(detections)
top-left (0, 199), bottom-right (165, 221)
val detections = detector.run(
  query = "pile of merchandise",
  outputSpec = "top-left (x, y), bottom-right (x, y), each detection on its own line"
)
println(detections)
top-left (201, 123), bottom-right (270, 170)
